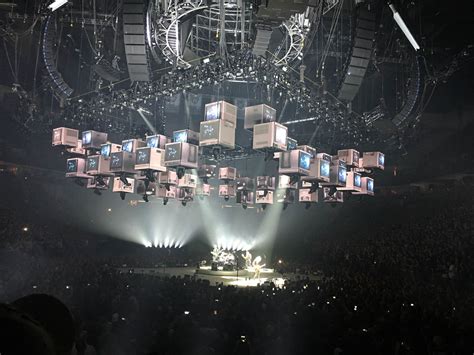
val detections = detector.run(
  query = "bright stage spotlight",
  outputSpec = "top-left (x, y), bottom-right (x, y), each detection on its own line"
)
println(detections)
top-left (389, 3), bottom-right (420, 51)
top-left (48, 0), bottom-right (68, 12)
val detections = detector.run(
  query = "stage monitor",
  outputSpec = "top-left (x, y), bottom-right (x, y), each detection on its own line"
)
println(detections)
top-left (354, 173), bottom-right (361, 188)
top-left (86, 155), bottom-right (99, 171)
top-left (287, 137), bottom-right (298, 151)
top-left (219, 184), bottom-right (236, 198)
top-left (135, 147), bottom-right (166, 172)
top-left (297, 145), bottom-right (317, 161)
top-left (178, 173), bottom-right (198, 188)
top-left (100, 143), bottom-right (121, 158)
top-left (199, 120), bottom-right (235, 149)
top-left (236, 177), bottom-right (255, 191)
top-left (244, 104), bottom-right (276, 130)
top-left (338, 164), bottom-right (347, 185)
top-left (275, 125), bottom-right (287, 146)
top-left (205, 102), bottom-right (220, 121)
top-left (146, 134), bottom-right (169, 149)
top-left (205, 101), bottom-right (237, 126)
top-left (67, 159), bottom-right (78, 173)
top-left (66, 158), bottom-right (88, 178)
top-left (110, 151), bottom-right (136, 174)
top-left (122, 139), bottom-right (145, 153)
top-left (52, 127), bottom-right (79, 147)
top-left (323, 187), bottom-right (344, 203)
top-left (218, 167), bottom-right (237, 181)
top-left (300, 151), bottom-right (311, 171)
top-left (198, 165), bottom-right (217, 180)
top-left (299, 188), bottom-right (318, 203)
top-left (279, 150), bottom-right (311, 176)
top-left (236, 191), bottom-right (255, 205)
top-left (320, 159), bottom-right (330, 179)
top-left (361, 151), bottom-right (385, 170)
top-left (158, 170), bottom-right (178, 186)
top-left (164, 142), bottom-right (198, 169)
top-left (278, 174), bottom-right (298, 189)
top-left (337, 171), bottom-right (362, 192)
top-left (112, 176), bottom-right (135, 194)
top-left (173, 129), bottom-right (199, 145)
top-left (101, 144), bottom-right (111, 158)
top-left (256, 189), bottom-right (274, 204)
top-left (253, 122), bottom-right (288, 151)
top-left (352, 176), bottom-right (374, 196)
top-left (257, 176), bottom-right (276, 190)
top-left (82, 130), bottom-right (107, 150)
top-left (367, 178), bottom-right (374, 193)
top-left (337, 149), bottom-right (360, 167)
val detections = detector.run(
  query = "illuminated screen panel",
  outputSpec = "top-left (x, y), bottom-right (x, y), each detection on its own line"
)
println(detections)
top-left (274, 126), bottom-right (287, 146)
top-left (320, 159), bottom-right (330, 177)
top-left (299, 152), bottom-right (311, 170)
top-left (367, 179), bottom-right (374, 192)
top-left (101, 144), bottom-right (111, 157)
top-left (173, 131), bottom-right (188, 143)
top-left (87, 156), bottom-right (99, 170)
top-left (137, 149), bottom-right (150, 164)
top-left (110, 153), bottom-right (123, 169)
top-left (354, 174), bottom-right (361, 187)
top-left (147, 136), bottom-right (158, 148)
top-left (122, 141), bottom-right (133, 153)
top-left (53, 129), bottom-right (61, 142)
top-left (338, 167), bottom-right (347, 184)
top-left (67, 160), bottom-right (78, 172)
top-left (378, 153), bottom-right (385, 166)
top-left (205, 103), bottom-right (220, 121)
top-left (82, 131), bottom-right (92, 145)
top-left (201, 122), bottom-right (218, 140)
top-left (352, 150), bottom-right (360, 164)
top-left (165, 143), bottom-right (181, 161)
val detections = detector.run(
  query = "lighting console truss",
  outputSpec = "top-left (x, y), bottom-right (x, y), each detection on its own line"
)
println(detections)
top-left (61, 48), bottom-right (377, 148)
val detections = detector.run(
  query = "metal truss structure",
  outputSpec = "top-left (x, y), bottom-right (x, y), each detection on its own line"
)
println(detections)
top-left (147, 0), bottom-right (208, 68)
top-left (271, 0), bottom-right (340, 68)
top-left (189, 1), bottom-right (254, 58)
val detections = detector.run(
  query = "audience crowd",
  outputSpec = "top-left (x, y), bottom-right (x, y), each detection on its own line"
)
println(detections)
top-left (1, 187), bottom-right (473, 355)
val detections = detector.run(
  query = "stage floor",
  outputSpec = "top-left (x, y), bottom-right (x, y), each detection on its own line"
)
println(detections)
top-left (117, 266), bottom-right (320, 288)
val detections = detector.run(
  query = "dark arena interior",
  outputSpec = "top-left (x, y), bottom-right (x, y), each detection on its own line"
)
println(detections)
top-left (0, 0), bottom-right (473, 354)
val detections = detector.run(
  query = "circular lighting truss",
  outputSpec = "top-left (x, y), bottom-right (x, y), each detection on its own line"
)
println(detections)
top-left (189, 2), bottom-right (255, 58)
top-left (147, 0), bottom-right (209, 68)
top-left (271, 13), bottom-right (309, 67)
top-left (270, 0), bottom-right (340, 68)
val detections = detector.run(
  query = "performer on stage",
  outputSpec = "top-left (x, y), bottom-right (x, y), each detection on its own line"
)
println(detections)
top-left (252, 256), bottom-right (265, 280)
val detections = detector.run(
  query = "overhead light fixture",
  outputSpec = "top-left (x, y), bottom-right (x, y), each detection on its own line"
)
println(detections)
top-left (389, 3), bottom-right (420, 51)
top-left (48, 0), bottom-right (68, 12)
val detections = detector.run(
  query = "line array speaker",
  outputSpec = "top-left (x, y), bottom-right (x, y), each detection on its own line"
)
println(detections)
top-left (122, 0), bottom-right (152, 82)
top-left (42, 16), bottom-right (73, 98)
top-left (337, 5), bottom-right (375, 102)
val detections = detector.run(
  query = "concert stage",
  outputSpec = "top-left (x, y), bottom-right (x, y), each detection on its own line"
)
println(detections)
top-left (117, 266), bottom-right (320, 288)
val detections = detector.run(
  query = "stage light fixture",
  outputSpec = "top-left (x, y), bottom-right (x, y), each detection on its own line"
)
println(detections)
top-left (389, 3), bottom-right (420, 51)
top-left (48, 0), bottom-right (68, 12)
